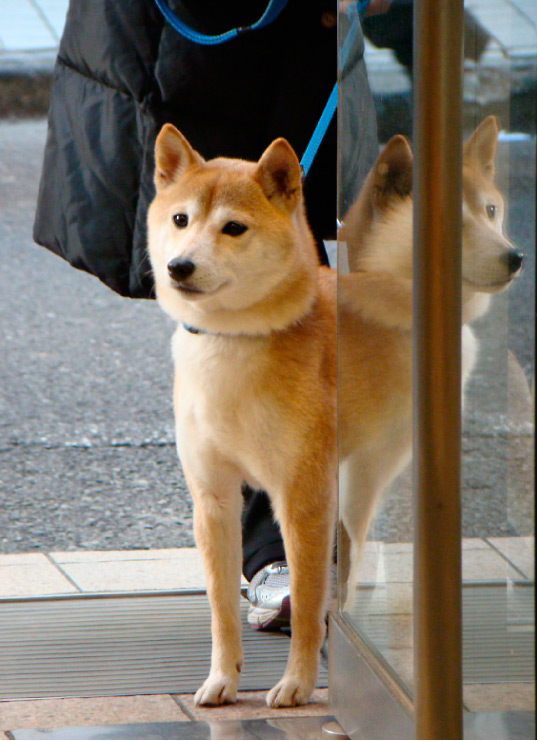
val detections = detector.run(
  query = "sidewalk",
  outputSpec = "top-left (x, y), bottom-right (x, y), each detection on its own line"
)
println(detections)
top-left (0, 538), bottom-right (533, 599)
top-left (0, 0), bottom-right (66, 50)
top-left (1, 0), bottom-right (536, 122)
top-left (1, 0), bottom-right (534, 61)
top-left (0, 547), bottom-right (332, 736)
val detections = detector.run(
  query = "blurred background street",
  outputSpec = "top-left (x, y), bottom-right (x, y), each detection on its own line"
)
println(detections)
top-left (0, 0), bottom-right (535, 553)
top-left (0, 117), bottom-right (193, 551)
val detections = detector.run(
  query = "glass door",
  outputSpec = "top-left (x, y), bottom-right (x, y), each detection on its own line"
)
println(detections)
top-left (331, 0), bottom-right (535, 737)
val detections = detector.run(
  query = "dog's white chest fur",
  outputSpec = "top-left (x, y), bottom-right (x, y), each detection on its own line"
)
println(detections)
top-left (171, 327), bottom-right (292, 490)
top-left (173, 328), bottom-right (257, 421)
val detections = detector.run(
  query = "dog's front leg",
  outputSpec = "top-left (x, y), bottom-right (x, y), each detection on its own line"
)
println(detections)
top-left (266, 470), bottom-right (336, 707)
top-left (340, 440), bottom-right (411, 612)
top-left (184, 463), bottom-right (244, 706)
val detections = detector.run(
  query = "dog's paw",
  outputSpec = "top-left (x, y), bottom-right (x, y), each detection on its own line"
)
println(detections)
top-left (194, 674), bottom-right (239, 706)
top-left (266, 676), bottom-right (314, 708)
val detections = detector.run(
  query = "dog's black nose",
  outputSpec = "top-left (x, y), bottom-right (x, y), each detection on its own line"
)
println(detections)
top-left (506, 250), bottom-right (524, 274)
top-left (167, 258), bottom-right (196, 281)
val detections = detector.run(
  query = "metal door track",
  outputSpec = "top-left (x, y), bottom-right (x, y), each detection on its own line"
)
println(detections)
top-left (0, 591), bottom-right (328, 700)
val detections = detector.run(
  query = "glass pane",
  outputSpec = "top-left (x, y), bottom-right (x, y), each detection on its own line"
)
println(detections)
top-left (337, 1), bottom-right (415, 697)
top-left (460, 0), bottom-right (535, 712)
top-left (337, 0), bottom-right (535, 714)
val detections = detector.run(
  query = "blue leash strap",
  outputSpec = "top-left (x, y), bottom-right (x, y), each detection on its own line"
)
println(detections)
top-left (154, 0), bottom-right (370, 179)
top-left (299, 83), bottom-right (337, 180)
top-left (299, 0), bottom-right (370, 179)
top-left (153, 0), bottom-right (289, 46)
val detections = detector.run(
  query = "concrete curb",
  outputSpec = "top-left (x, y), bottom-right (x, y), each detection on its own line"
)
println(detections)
top-left (0, 51), bottom-right (56, 117)
top-left (0, 50), bottom-right (535, 136)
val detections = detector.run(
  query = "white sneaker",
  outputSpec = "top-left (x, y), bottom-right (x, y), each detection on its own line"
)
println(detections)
top-left (246, 561), bottom-right (291, 631)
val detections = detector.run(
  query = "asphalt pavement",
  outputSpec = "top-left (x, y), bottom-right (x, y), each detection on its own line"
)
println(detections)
top-left (0, 118), bottom-right (193, 552)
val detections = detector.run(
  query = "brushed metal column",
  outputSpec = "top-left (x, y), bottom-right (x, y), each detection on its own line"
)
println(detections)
top-left (412, 1), bottom-right (465, 739)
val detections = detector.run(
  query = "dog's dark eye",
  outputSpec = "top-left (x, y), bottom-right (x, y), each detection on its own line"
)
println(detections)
top-left (486, 204), bottom-right (496, 220)
top-left (222, 221), bottom-right (248, 237)
top-left (173, 213), bottom-right (189, 228)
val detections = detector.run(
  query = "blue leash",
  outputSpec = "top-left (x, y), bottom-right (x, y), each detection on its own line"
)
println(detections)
top-left (153, 0), bottom-right (370, 178)
top-left (299, 83), bottom-right (337, 180)
top-left (300, 0), bottom-right (370, 179)
top-left (153, 0), bottom-right (289, 46)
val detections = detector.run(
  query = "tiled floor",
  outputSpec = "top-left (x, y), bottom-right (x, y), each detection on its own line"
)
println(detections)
top-left (0, 696), bottom-right (190, 730)
top-left (0, 547), bottom-right (249, 597)
top-left (356, 537), bottom-right (533, 584)
top-left (0, 537), bottom-right (533, 736)
top-left (0, 681), bottom-right (330, 735)
top-left (1, 537), bottom-right (532, 599)
top-left (0, 692), bottom-right (332, 738)
top-left (176, 690), bottom-right (330, 723)
top-left (348, 536), bottom-right (535, 715)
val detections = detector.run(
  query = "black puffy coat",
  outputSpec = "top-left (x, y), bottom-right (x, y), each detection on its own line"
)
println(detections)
top-left (34, 0), bottom-right (377, 298)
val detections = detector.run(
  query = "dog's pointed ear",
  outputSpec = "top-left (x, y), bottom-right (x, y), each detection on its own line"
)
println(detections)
top-left (463, 116), bottom-right (498, 180)
top-left (371, 135), bottom-right (413, 212)
top-left (341, 135), bottom-right (412, 269)
top-left (256, 138), bottom-right (302, 212)
top-left (154, 124), bottom-right (204, 190)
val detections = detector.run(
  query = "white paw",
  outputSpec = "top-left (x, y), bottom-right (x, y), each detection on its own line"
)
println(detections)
top-left (266, 676), bottom-right (314, 708)
top-left (194, 673), bottom-right (239, 706)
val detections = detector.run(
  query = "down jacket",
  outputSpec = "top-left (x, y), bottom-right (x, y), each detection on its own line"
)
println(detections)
top-left (33, 0), bottom-right (377, 298)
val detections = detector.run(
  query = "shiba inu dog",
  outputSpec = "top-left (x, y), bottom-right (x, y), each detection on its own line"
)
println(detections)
top-left (339, 115), bottom-right (523, 606)
top-left (146, 115), bottom-right (521, 707)
top-left (148, 127), bottom-right (338, 708)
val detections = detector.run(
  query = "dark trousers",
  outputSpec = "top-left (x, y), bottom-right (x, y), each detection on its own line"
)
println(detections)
top-left (241, 486), bottom-right (286, 582)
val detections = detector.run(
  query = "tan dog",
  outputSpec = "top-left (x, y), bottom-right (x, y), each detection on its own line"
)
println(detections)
top-left (146, 116), bottom-right (521, 706)
top-left (148, 127), bottom-right (338, 708)
top-left (339, 115), bottom-right (523, 607)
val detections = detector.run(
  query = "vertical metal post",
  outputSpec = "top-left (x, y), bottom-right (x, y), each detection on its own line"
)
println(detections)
top-left (413, 1), bottom-right (464, 739)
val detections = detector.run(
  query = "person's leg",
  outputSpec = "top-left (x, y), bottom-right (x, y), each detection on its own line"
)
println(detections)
top-left (241, 486), bottom-right (292, 631)
top-left (242, 485), bottom-right (285, 581)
